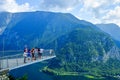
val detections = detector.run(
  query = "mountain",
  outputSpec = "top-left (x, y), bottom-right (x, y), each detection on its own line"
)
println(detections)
top-left (0, 11), bottom-right (120, 79)
top-left (0, 12), bottom-right (12, 35)
top-left (0, 11), bottom-right (98, 50)
top-left (49, 27), bottom-right (120, 61)
top-left (45, 28), bottom-right (120, 79)
top-left (96, 23), bottom-right (120, 41)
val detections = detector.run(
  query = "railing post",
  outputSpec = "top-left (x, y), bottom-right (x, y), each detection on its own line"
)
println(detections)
top-left (7, 57), bottom-right (9, 68)
top-left (16, 55), bottom-right (18, 66)
top-left (0, 49), bottom-right (55, 71)
top-left (0, 58), bottom-right (1, 70)
top-left (0, 58), bottom-right (3, 70)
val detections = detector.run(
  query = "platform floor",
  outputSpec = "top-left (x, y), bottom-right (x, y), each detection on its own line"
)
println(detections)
top-left (0, 55), bottom-right (56, 71)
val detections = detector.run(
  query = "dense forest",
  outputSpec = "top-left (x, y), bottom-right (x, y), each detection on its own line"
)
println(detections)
top-left (43, 27), bottom-right (120, 79)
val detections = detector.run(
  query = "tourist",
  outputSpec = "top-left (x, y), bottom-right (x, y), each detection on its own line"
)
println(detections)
top-left (40, 48), bottom-right (44, 58)
top-left (27, 49), bottom-right (31, 61)
top-left (34, 47), bottom-right (38, 60)
top-left (31, 48), bottom-right (35, 61)
top-left (23, 48), bottom-right (28, 63)
top-left (38, 48), bottom-right (41, 59)
top-left (49, 49), bottom-right (54, 56)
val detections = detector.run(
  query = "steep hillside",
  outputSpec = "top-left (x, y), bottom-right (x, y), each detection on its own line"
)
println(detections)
top-left (48, 27), bottom-right (120, 63)
top-left (45, 27), bottom-right (120, 79)
top-left (0, 12), bottom-right (12, 35)
top-left (0, 11), bottom-right (98, 50)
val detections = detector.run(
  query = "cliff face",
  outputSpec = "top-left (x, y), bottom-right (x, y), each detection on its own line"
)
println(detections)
top-left (107, 46), bottom-right (120, 60)
top-left (0, 12), bottom-right (12, 35)
top-left (92, 46), bottom-right (120, 62)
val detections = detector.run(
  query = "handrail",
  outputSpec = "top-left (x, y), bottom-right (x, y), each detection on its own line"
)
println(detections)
top-left (0, 49), bottom-right (55, 71)
top-left (0, 50), bottom-right (23, 53)
top-left (0, 54), bottom-right (22, 59)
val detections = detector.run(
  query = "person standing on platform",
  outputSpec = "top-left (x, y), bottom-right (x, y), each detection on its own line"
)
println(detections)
top-left (38, 48), bottom-right (41, 59)
top-left (40, 48), bottom-right (44, 58)
top-left (34, 47), bottom-right (38, 60)
top-left (23, 48), bottom-right (28, 63)
top-left (31, 48), bottom-right (35, 61)
top-left (27, 49), bottom-right (31, 61)
top-left (50, 49), bottom-right (54, 56)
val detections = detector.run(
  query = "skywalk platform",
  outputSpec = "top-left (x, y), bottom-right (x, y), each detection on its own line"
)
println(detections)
top-left (0, 49), bottom-right (56, 72)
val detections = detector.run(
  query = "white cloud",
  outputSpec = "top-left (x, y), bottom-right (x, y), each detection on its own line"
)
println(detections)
top-left (114, 0), bottom-right (120, 4)
top-left (0, 0), bottom-right (120, 26)
top-left (38, 0), bottom-right (81, 12)
top-left (0, 0), bottom-right (33, 12)
top-left (75, 0), bottom-right (120, 26)
top-left (76, 0), bottom-right (106, 24)
top-left (105, 6), bottom-right (120, 19)
top-left (83, 0), bottom-right (105, 8)
top-left (102, 6), bottom-right (120, 26)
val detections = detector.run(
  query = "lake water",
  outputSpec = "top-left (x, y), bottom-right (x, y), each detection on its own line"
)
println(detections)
top-left (9, 60), bottom-right (53, 80)
top-left (9, 59), bottom-right (118, 80)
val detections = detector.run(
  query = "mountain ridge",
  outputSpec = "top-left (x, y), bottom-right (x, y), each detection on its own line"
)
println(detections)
top-left (96, 23), bottom-right (120, 41)
top-left (0, 11), bottom-right (99, 50)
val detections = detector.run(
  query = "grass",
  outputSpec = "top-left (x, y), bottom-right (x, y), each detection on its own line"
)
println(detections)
top-left (42, 67), bottom-right (80, 76)
top-left (84, 75), bottom-right (94, 79)
top-left (42, 67), bottom-right (107, 80)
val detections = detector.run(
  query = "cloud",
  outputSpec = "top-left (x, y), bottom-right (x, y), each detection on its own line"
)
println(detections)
top-left (114, 0), bottom-right (120, 4)
top-left (41, 0), bottom-right (79, 8)
top-left (0, 0), bottom-right (33, 12)
top-left (76, 0), bottom-right (120, 26)
top-left (102, 6), bottom-right (120, 25)
top-left (79, 0), bottom-right (111, 19)
top-left (83, 0), bottom-right (105, 9)
top-left (0, 0), bottom-right (120, 26)
top-left (38, 0), bottom-right (82, 12)
top-left (37, 0), bottom-right (120, 26)
top-left (103, 6), bottom-right (120, 19)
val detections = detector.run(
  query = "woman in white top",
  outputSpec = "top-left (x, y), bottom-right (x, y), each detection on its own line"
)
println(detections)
top-left (23, 48), bottom-right (28, 63)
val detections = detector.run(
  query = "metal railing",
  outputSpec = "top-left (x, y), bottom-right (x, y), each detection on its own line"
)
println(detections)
top-left (0, 49), bottom-right (55, 70)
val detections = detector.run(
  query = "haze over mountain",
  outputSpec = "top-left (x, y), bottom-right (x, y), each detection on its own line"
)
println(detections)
top-left (96, 23), bottom-right (120, 42)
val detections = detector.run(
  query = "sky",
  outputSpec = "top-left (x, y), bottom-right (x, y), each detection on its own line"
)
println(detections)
top-left (0, 0), bottom-right (120, 26)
